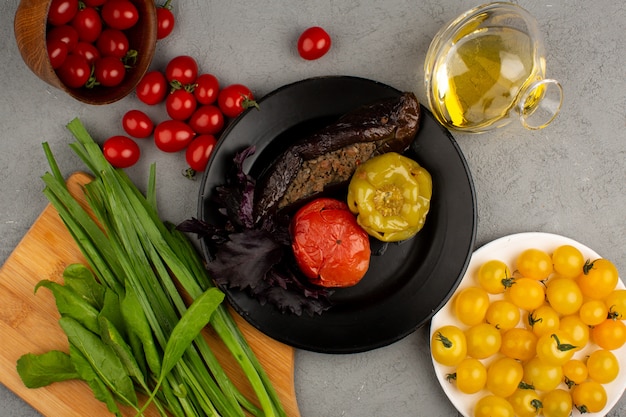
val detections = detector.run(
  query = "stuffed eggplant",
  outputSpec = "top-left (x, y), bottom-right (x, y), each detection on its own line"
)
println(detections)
top-left (254, 92), bottom-right (421, 222)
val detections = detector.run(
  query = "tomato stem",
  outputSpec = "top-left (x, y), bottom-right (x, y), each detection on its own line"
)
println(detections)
top-left (436, 332), bottom-right (453, 348)
top-left (551, 333), bottom-right (577, 351)
top-left (582, 259), bottom-right (595, 275)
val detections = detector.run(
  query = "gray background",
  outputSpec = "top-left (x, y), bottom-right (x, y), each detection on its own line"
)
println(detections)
top-left (2, 0), bottom-right (625, 416)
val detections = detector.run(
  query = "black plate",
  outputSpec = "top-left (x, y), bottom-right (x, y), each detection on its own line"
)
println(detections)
top-left (198, 76), bottom-right (477, 354)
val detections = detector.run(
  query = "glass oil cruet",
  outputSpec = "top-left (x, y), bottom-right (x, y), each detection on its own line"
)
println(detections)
top-left (424, 2), bottom-right (563, 133)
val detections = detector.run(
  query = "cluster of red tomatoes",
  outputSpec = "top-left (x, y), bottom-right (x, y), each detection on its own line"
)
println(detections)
top-left (46, 0), bottom-right (175, 89)
top-left (432, 245), bottom-right (625, 417)
top-left (103, 55), bottom-right (257, 173)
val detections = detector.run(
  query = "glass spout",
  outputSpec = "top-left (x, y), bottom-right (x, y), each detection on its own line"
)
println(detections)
top-left (517, 78), bottom-right (563, 130)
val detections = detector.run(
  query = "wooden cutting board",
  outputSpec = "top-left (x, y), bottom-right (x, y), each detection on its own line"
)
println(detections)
top-left (0, 172), bottom-right (300, 417)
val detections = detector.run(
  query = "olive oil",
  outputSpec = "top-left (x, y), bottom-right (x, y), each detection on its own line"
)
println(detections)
top-left (429, 27), bottom-right (542, 130)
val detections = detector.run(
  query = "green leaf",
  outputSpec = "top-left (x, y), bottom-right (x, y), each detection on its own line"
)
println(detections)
top-left (60, 317), bottom-right (138, 408)
top-left (160, 288), bottom-right (224, 380)
top-left (70, 345), bottom-right (123, 417)
top-left (16, 351), bottom-right (78, 388)
top-left (62, 263), bottom-right (105, 309)
top-left (35, 280), bottom-right (100, 334)
top-left (98, 315), bottom-right (148, 389)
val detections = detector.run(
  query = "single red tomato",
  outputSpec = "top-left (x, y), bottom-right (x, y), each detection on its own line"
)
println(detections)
top-left (217, 84), bottom-right (257, 118)
top-left (193, 73), bottom-right (220, 105)
top-left (101, 0), bottom-right (139, 30)
top-left (122, 109), bottom-right (154, 138)
top-left (297, 26), bottom-right (331, 60)
top-left (153, 120), bottom-right (195, 152)
top-left (165, 55), bottom-right (198, 85)
top-left (290, 198), bottom-right (371, 287)
top-left (56, 54), bottom-right (90, 88)
top-left (103, 135), bottom-right (140, 168)
top-left (156, 6), bottom-right (175, 40)
top-left (47, 38), bottom-right (68, 69)
top-left (71, 6), bottom-right (102, 43)
top-left (185, 134), bottom-right (217, 172)
top-left (188, 105), bottom-right (224, 135)
top-left (47, 25), bottom-right (79, 52)
top-left (136, 71), bottom-right (168, 105)
top-left (93, 56), bottom-right (126, 87)
top-left (96, 28), bottom-right (129, 58)
top-left (47, 0), bottom-right (79, 26)
top-left (166, 89), bottom-right (198, 121)
top-left (73, 41), bottom-right (100, 65)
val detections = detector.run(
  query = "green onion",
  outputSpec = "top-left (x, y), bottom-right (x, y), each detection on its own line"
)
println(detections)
top-left (20, 118), bottom-right (287, 417)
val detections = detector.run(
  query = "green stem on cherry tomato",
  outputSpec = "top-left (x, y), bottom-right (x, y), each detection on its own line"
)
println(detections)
top-left (551, 333), bottom-right (577, 351)
top-left (518, 381), bottom-right (534, 390)
top-left (435, 332), bottom-right (453, 349)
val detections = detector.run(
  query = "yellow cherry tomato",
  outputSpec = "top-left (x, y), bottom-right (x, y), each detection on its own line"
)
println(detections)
top-left (579, 299), bottom-right (609, 326)
top-left (562, 359), bottom-right (588, 386)
top-left (604, 288), bottom-right (626, 320)
top-left (486, 356), bottom-right (524, 398)
top-left (536, 331), bottom-right (577, 366)
top-left (577, 258), bottom-right (619, 300)
top-left (507, 388), bottom-right (542, 417)
top-left (431, 325), bottom-right (467, 366)
top-left (526, 304), bottom-right (560, 337)
top-left (517, 248), bottom-right (553, 280)
top-left (559, 314), bottom-right (589, 350)
top-left (450, 357), bottom-right (487, 394)
top-left (485, 300), bottom-right (520, 331)
top-left (586, 349), bottom-right (619, 383)
top-left (466, 323), bottom-right (502, 359)
top-left (551, 244), bottom-right (585, 278)
top-left (500, 327), bottom-right (538, 362)
top-left (507, 278), bottom-right (545, 311)
top-left (545, 277), bottom-right (583, 315)
top-left (477, 259), bottom-right (513, 294)
top-left (541, 389), bottom-right (573, 417)
top-left (523, 357), bottom-right (563, 391)
top-left (454, 286), bottom-right (490, 326)
top-left (591, 318), bottom-right (626, 350)
top-left (474, 395), bottom-right (515, 417)
top-left (572, 381), bottom-right (607, 413)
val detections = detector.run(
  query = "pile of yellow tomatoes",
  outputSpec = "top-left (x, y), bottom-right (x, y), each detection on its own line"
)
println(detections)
top-left (431, 244), bottom-right (626, 417)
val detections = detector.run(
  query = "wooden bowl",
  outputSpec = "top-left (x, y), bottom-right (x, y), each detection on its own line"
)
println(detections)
top-left (14, 0), bottom-right (157, 105)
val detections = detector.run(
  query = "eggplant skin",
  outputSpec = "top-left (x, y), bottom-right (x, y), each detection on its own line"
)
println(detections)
top-left (254, 92), bottom-right (421, 222)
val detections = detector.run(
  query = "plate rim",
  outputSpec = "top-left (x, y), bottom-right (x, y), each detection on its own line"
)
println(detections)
top-left (197, 75), bottom-right (477, 353)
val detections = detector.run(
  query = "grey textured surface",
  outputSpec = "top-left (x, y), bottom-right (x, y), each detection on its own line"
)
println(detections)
top-left (1, 0), bottom-right (625, 416)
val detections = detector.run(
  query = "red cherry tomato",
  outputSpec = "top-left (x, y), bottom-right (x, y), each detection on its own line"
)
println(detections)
top-left (94, 56), bottom-right (126, 87)
top-left (122, 109), bottom-right (154, 138)
top-left (71, 6), bottom-right (102, 43)
top-left (297, 26), bottom-right (331, 60)
top-left (188, 105), bottom-right (224, 135)
top-left (73, 41), bottom-right (100, 65)
top-left (156, 6), bottom-right (175, 40)
top-left (136, 71), bottom-right (168, 105)
top-left (47, 25), bottom-right (79, 52)
top-left (185, 134), bottom-right (217, 172)
top-left (103, 135), bottom-right (140, 168)
top-left (166, 89), bottom-right (198, 121)
top-left (96, 28), bottom-right (129, 58)
top-left (290, 198), bottom-right (371, 287)
top-left (47, 0), bottom-right (79, 26)
top-left (193, 74), bottom-right (220, 105)
top-left (47, 38), bottom-right (68, 69)
top-left (153, 120), bottom-right (195, 153)
top-left (101, 0), bottom-right (139, 30)
top-left (56, 54), bottom-right (90, 88)
top-left (217, 84), bottom-right (257, 118)
top-left (165, 55), bottom-right (198, 85)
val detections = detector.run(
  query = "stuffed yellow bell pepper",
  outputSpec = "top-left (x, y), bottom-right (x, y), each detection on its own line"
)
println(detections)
top-left (346, 152), bottom-right (432, 242)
